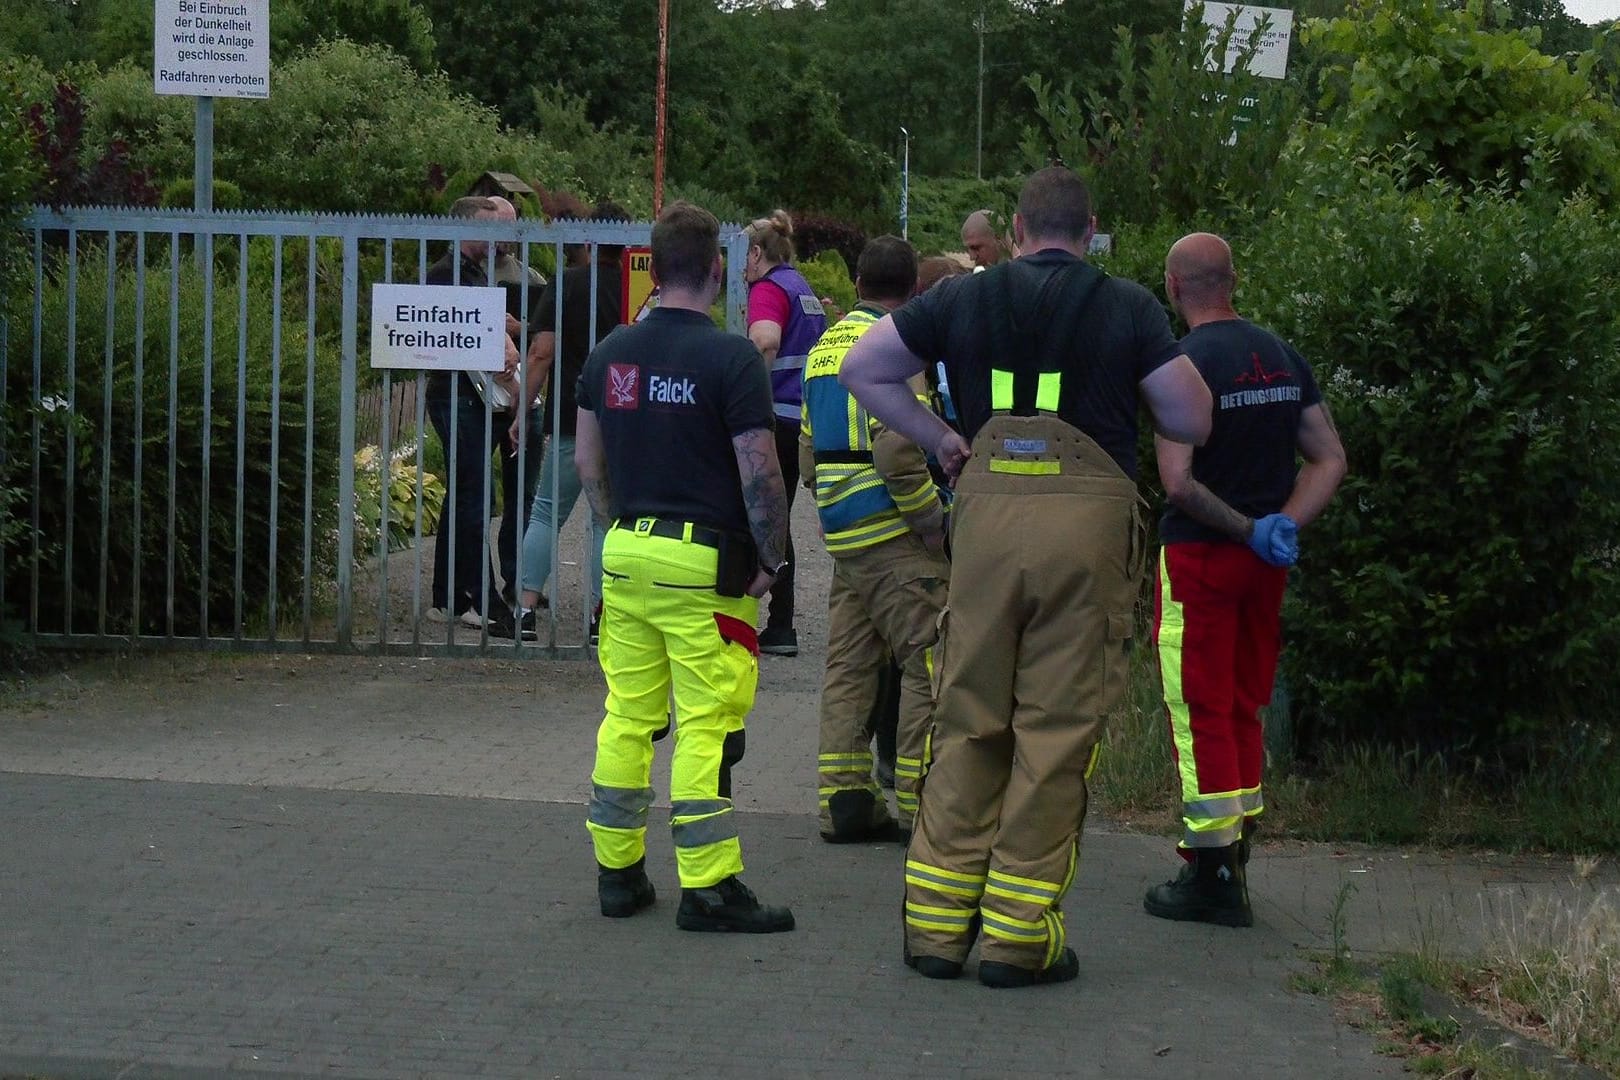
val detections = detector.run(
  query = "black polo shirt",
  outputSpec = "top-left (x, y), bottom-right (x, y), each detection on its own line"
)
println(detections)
top-left (576, 307), bottom-right (773, 534)
top-left (890, 250), bottom-right (1182, 476)
top-left (536, 259), bottom-right (623, 437)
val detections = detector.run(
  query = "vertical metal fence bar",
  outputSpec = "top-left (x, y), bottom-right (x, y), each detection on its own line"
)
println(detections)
top-left (581, 251), bottom-right (600, 642)
top-left (234, 232), bottom-right (249, 640)
top-left (63, 228), bottom-right (78, 635)
top-left (726, 231), bottom-right (748, 335)
top-left (477, 236), bottom-right (495, 647)
top-left (378, 237), bottom-right (394, 645)
top-left (412, 239), bottom-right (426, 648)
top-left (267, 235), bottom-right (283, 644)
top-left (302, 237), bottom-right (316, 645)
top-left (133, 231), bottom-right (146, 636)
top-left (98, 230), bottom-right (117, 636)
top-left (512, 238), bottom-right (531, 652)
top-left (547, 238), bottom-right (565, 645)
top-left (336, 232), bottom-right (359, 646)
top-left (0, 311), bottom-right (7, 621)
top-left (29, 230), bottom-right (42, 633)
top-left (199, 230), bottom-right (215, 640)
top-left (166, 232), bottom-right (180, 638)
top-left (446, 248), bottom-right (459, 648)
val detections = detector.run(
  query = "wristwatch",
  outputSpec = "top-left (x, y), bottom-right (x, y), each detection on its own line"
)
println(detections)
top-left (761, 559), bottom-right (789, 578)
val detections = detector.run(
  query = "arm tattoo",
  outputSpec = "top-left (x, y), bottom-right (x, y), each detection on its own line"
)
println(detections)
top-left (582, 475), bottom-right (613, 530)
top-left (734, 428), bottom-right (789, 567)
top-left (1175, 470), bottom-right (1254, 542)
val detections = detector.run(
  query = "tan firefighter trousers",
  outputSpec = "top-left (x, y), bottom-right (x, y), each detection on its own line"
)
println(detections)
top-left (903, 414), bottom-right (1145, 972)
top-left (818, 532), bottom-right (950, 836)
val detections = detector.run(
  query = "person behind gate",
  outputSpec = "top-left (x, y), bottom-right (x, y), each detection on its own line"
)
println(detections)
top-left (800, 236), bottom-right (949, 844)
top-left (1145, 232), bottom-right (1346, 927)
top-left (575, 199), bottom-right (795, 934)
top-left (839, 166), bottom-right (1213, 988)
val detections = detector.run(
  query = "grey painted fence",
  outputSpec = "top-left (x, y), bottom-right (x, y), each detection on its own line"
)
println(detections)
top-left (2, 206), bottom-right (750, 657)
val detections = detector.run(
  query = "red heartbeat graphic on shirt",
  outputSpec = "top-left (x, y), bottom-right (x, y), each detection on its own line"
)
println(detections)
top-left (1233, 353), bottom-right (1293, 386)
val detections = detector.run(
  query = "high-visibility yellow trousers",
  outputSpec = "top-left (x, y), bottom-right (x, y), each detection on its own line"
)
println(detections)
top-left (903, 415), bottom-right (1144, 972)
top-left (818, 533), bottom-right (948, 834)
top-left (586, 520), bottom-right (760, 889)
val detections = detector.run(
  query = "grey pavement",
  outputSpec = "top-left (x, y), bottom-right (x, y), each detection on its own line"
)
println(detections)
top-left (0, 501), bottom-right (1609, 1078)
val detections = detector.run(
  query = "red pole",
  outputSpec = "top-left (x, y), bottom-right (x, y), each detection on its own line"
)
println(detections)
top-left (654, 0), bottom-right (669, 216)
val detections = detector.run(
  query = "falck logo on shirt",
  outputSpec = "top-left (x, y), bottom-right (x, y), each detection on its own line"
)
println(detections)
top-left (606, 363), bottom-right (640, 410)
top-left (646, 372), bottom-right (698, 408)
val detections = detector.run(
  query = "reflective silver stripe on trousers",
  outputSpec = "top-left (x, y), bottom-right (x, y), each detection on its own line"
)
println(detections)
top-left (770, 353), bottom-right (808, 372)
top-left (670, 799), bottom-right (737, 847)
top-left (589, 784), bottom-right (654, 830)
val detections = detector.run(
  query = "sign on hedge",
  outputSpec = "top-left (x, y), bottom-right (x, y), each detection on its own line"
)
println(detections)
top-left (1189, 2), bottom-right (1294, 80)
top-left (153, 0), bottom-right (271, 99)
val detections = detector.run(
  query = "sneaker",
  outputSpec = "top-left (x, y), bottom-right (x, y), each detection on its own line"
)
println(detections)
top-left (979, 947), bottom-right (1080, 988)
top-left (758, 625), bottom-right (798, 657)
top-left (488, 607), bottom-right (538, 641)
top-left (425, 606), bottom-right (452, 624)
top-left (458, 608), bottom-right (488, 629)
top-left (676, 875), bottom-right (794, 933)
top-left (598, 859), bottom-right (656, 918)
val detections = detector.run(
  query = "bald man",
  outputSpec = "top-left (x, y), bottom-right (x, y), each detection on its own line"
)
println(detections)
top-left (1146, 232), bottom-right (1347, 927)
top-left (959, 210), bottom-right (1005, 270)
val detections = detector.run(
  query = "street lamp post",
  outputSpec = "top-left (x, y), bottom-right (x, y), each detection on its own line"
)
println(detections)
top-left (899, 126), bottom-right (911, 241)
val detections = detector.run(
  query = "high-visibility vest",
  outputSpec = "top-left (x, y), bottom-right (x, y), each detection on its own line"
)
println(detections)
top-left (760, 264), bottom-right (827, 422)
top-left (801, 307), bottom-right (937, 554)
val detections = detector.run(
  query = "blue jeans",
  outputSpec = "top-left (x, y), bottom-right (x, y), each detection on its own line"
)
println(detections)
top-left (518, 434), bottom-right (605, 610)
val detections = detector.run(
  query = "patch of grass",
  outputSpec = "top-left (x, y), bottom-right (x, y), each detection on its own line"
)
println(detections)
top-left (1091, 644), bottom-right (1620, 856)
top-left (1475, 889), bottom-right (1620, 1074)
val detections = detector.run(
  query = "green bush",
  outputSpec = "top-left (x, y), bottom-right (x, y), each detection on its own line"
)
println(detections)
top-left (903, 175), bottom-right (1023, 257)
top-left (1023, 10), bottom-right (1302, 232)
top-left (797, 250), bottom-right (855, 317)
top-left (1307, 0), bottom-right (1620, 203)
top-left (1242, 147), bottom-right (1620, 757)
top-left (3, 239), bottom-right (345, 635)
top-left (80, 42), bottom-right (589, 214)
top-left (353, 440), bottom-right (444, 558)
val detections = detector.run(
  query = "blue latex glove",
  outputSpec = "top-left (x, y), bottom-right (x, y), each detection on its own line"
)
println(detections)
top-left (1248, 513), bottom-right (1299, 568)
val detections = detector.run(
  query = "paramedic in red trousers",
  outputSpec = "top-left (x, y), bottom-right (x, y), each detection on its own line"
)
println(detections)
top-left (577, 201), bottom-right (795, 933)
top-left (1145, 232), bottom-right (1347, 927)
top-left (745, 211), bottom-right (828, 656)
top-left (839, 167), bottom-right (1213, 988)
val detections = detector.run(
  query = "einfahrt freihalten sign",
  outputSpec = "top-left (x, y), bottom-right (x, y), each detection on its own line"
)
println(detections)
top-left (369, 284), bottom-right (508, 372)
top-left (154, 0), bottom-right (271, 99)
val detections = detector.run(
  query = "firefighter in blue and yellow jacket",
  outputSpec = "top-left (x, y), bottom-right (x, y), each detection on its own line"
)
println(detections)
top-left (800, 237), bottom-right (950, 842)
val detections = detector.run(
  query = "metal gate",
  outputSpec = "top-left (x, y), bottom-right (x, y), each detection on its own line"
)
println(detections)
top-left (1, 206), bottom-right (751, 657)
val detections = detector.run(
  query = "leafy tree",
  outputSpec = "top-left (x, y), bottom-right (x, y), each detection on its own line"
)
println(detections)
top-left (1307, 0), bottom-right (1620, 202)
top-left (1023, 11), bottom-right (1302, 231)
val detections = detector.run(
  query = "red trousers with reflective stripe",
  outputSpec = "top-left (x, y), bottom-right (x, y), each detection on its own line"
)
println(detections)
top-left (1153, 541), bottom-right (1287, 851)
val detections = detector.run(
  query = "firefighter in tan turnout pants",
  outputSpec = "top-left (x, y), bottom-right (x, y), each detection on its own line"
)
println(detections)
top-left (840, 167), bottom-right (1213, 987)
top-left (800, 236), bottom-right (949, 842)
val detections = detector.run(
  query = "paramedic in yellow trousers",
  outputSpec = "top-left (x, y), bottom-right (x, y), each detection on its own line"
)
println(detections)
top-left (840, 167), bottom-right (1214, 987)
top-left (799, 236), bottom-right (949, 843)
top-left (575, 201), bottom-right (795, 934)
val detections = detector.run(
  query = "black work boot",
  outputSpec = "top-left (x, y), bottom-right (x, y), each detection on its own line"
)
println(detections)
top-left (676, 876), bottom-right (795, 933)
top-left (1237, 818), bottom-right (1258, 866)
top-left (1143, 844), bottom-right (1253, 927)
top-left (598, 858), bottom-right (656, 918)
top-left (979, 947), bottom-right (1080, 989)
top-left (821, 789), bottom-right (908, 844)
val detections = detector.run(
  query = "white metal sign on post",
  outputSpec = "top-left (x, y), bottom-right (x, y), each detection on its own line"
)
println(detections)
top-left (153, 0), bottom-right (271, 99)
top-left (154, 0), bottom-right (270, 212)
top-left (1189, 2), bottom-right (1294, 80)
top-left (369, 285), bottom-right (509, 372)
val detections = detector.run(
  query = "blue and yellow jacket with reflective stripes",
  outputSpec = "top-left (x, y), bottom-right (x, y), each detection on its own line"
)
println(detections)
top-left (800, 305), bottom-right (944, 555)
